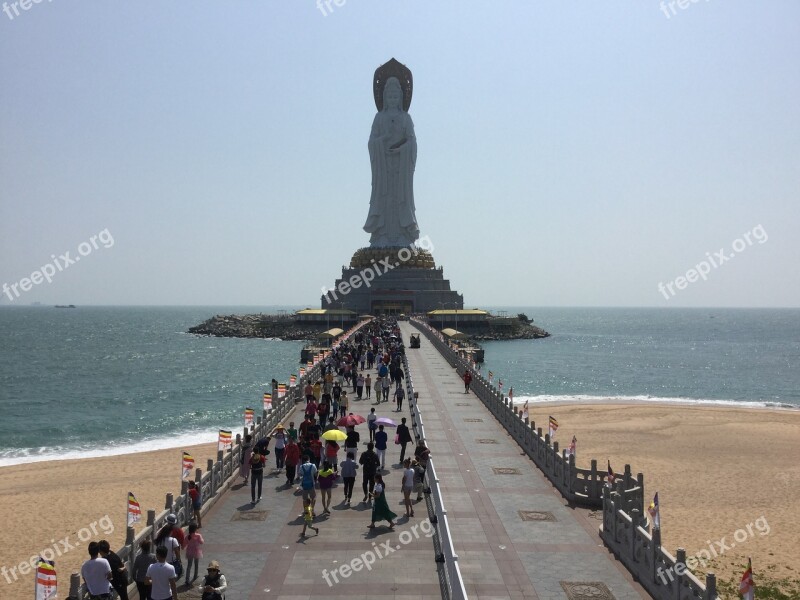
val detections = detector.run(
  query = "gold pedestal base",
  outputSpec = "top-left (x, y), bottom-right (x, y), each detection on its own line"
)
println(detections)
top-left (350, 247), bottom-right (436, 270)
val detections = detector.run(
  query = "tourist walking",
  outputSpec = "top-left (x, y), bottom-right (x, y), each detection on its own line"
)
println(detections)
top-left (365, 373), bottom-right (372, 399)
top-left (198, 560), bottom-right (227, 599)
top-left (304, 381), bottom-right (314, 403)
top-left (249, 446), bottom-right (265, 504)
top-left (98, 540), bottom-right (128, 600)
top-left (154, 519), bottom-right (182, 574)
top-left (374, 424), bottom-right (388, 470)
top-left (356, 373), bottom-right (365, 398)
top-left (183, 523), bottom-right (204, 586)
top-left (272, 424), bottom-right (287, 469)
top-left (359, 442), bottom-right (380, 502)
top-left (394, 385), bottom-right (405, 412)
top-left (463, 369), bottom-right (472, 393)
top-left (401, 458), bottom-right (415, 517)
top-left (340, 451), bottom-right (358, 504)
top-left (381, 376), bottom-right (391, 402)
top-left (367, 474), bottom-right (397, 529)
top-left (81, 542), bottom-right (113, 599)
top-left (187, 481), bottom-right (202, 528)
top-left (414, 439), bottom-right (431, 466)
top-left (284, 437), bottom-right (301, 486)
top-left (318, 461), bottom-right (336, 514)
top-left (133, 540), bottom-right (156, 600)
top-left (344, 425), bottom-right (359, 462)
top-left (145, 546), bottom-right (178, 600)
top-left (240, 434), bottom-right (253, 484)
top-left (325, 439), bottom-right (340, 471)
top-left (396, 417), bottom-right (413, 463)
top-left (301, 499), bottom-right (319, 537)
top-left (298, 455), bottom-right (319, 516)
top-left (367, 407), bottom-right (377, 441)
top-left (339, 390), bottom-right (349, 417)
top-left (287, 421), bottom-right (298, 442)
top-left (318, 395), bottom-right (330, 425)
top-left (412, 459), bottom-right (426, 502)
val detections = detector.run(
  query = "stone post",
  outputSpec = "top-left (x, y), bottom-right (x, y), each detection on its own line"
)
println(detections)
top-left (165, 493), bottom-right (173, 511)
top-left (69, 573), bottom-right (81, 599)
top-left (651, 526), bottom-right (661, 586)
top-left (590, 459), bottom-right (598, 501)
top-left (704, 573), bottom-right (717, 600)
top-left (676, 548), bottom-right (687, 600)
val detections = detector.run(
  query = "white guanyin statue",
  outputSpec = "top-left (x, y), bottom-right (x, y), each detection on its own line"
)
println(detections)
top-left (363, 72), bottom-right (420, 248)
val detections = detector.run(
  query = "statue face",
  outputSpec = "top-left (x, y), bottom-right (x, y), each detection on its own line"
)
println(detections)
top-left (385, 84), bottom-right (402, 109)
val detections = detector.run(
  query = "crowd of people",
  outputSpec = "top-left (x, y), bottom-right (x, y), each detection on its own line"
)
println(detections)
top-left (81, 317), bottom-right (430, 599)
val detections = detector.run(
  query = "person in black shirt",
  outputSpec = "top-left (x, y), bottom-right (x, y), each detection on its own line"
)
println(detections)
top-left (98, 540), bottom-right (128, 600)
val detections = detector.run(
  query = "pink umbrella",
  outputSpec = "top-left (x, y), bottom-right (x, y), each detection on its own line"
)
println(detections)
top-left (336, 414), bottom-right (366, 427)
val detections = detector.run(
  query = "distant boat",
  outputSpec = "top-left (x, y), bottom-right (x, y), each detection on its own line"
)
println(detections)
top-left (54, 305), bottom-right (77, 308)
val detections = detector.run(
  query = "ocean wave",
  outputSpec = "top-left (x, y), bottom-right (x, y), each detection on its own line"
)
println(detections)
top-left (509, 394), bottom-right (799, 410)
top-left (0, 428), bottom-right (238, 468)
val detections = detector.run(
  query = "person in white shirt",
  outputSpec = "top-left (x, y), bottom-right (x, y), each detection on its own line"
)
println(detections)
top-left (81, 541), bottom-right (113, 598)
top-left (401, 458), bottom-right (416, 517)
top-left (145, 546), bottom-right (178, 600)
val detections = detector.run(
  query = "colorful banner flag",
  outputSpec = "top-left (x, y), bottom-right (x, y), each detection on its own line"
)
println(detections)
top-left (607, 460), bottom-right (615, 486)
top-left (307, 360), bottom-right (313, 367)
top-left (568, 435), bottom-right (577, 457)
top-left (244, 407), bottom-right (255, 426)
top-left (127, 492), bottom-right (142, 526)
top-left (218, 429), bottom-right (232, 451)
top-left (648, 492), bottom-right (661, 529)
top-left (498, 380), bottom-right (503, 391)
top-left (299, 367), bottom-right (306, 377)
top-left (290, 374), bottom-right (297, 386)
top-left (263, 393), bottom-right (272, 411)
top-left (182, 452), bottom-right (194, 479)
top-left (548, 416), bottom-right (559, 438)
top-left (488, 371), bottom-right (494, 382)
top-left (739, 559), bottom-right (754, 600)
top-left (508, 387), bottom-right (513, 402)
top-left (277, 384), bottom-right (287, 398)
top-left (35, 558), bottom-right (57, 600)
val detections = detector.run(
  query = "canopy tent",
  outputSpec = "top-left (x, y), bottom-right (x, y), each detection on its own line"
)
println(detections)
top-left (441, 328), bottom-right (467, 340)
top-left (318, 328), bottom-right (345, 339)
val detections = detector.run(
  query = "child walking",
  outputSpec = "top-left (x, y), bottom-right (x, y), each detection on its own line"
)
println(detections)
top-left (184, 523), bottom-right (204, 586)
top-left (301, 499), bottom-right (319, 537)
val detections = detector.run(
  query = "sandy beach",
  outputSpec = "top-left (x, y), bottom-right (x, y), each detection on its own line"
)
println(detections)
top-left (1, 404), bottom-right (798, 599)
top-left (0, 441), bottom-right (219, 600)
top-left (523, 402), bottom-right (800, 595)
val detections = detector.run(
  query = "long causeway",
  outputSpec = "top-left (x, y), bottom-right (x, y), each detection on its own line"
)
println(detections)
top-left (186, 323), bottom-right (649, 600)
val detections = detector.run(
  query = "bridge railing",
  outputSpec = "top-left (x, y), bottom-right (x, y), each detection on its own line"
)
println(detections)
top-left (403, 353), bottom-right (468, 600)
top-left (408, 318), bottom-right (718, 600)
top-left (67, 321), bottom-right (370, 600)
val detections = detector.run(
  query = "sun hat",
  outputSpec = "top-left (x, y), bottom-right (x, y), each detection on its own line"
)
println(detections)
top-left (207, 560), bottom-right (220, 570)
top-left (166, 514), bottom-right (177, 525)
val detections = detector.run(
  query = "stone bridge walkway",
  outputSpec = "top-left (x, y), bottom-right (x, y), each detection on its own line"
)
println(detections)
top-left (399, 322), bottom-right (649, 600)
top-left (167, 324), bottom-right (649, 600)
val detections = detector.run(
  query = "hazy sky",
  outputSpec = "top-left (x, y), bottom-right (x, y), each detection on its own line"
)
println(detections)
top-left (1, 2), bottom-right (798, 307)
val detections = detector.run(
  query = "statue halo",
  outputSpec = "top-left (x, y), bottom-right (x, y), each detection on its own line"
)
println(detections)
top-left (373, 58), bottom-right (413, 112)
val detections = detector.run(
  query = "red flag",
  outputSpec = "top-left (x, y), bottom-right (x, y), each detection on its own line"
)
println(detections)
top-left (739, 558), bottom-right (754, 600)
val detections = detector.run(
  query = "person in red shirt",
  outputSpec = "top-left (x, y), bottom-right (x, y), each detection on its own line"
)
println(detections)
top-left (305, 399), bottom-right (318, 422)
top-left (187, 481), bottom-right (202, 528)
top-left (309, 436), bottom-right (323, 468)
top-left (299, 416), bottom-right (313, 441)
top-left (284, 438), bottom-right (301, 486)
top-left (304, 383), bottom-right (314, 403)
top-left (463, 370), bottom-right (472, 393)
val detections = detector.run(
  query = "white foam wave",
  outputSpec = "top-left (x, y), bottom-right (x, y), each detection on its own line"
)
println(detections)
top-left (0, 427), bottom-right (242, 468)
top-left (509, 394), bottom-right (799, 410)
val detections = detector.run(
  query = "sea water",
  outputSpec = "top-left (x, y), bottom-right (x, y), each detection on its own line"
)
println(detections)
top-left (1, 306), bottom-right (797, 466)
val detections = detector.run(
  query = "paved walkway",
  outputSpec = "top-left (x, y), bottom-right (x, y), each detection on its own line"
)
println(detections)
top-left (399, 322), bottom-right (649, 600)
top-left (178, 392), bottom-right (442, 600)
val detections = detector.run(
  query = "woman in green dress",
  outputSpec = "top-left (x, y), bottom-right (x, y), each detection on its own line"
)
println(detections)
top-left (368, 474), bottom-right (396, 529)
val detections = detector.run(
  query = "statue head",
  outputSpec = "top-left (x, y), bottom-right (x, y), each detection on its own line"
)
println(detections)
top-left (382, 77), bottom-right (403, 111)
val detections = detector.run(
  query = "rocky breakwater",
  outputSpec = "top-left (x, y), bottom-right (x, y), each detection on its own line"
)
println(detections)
top-left (455, 314), bottom-right (550, 341)
top-left (188, 314), bottom-right (327, 341)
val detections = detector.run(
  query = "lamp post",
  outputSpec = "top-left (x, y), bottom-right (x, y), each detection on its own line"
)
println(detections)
top-left (437, 301), bottom-right (446, 330)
